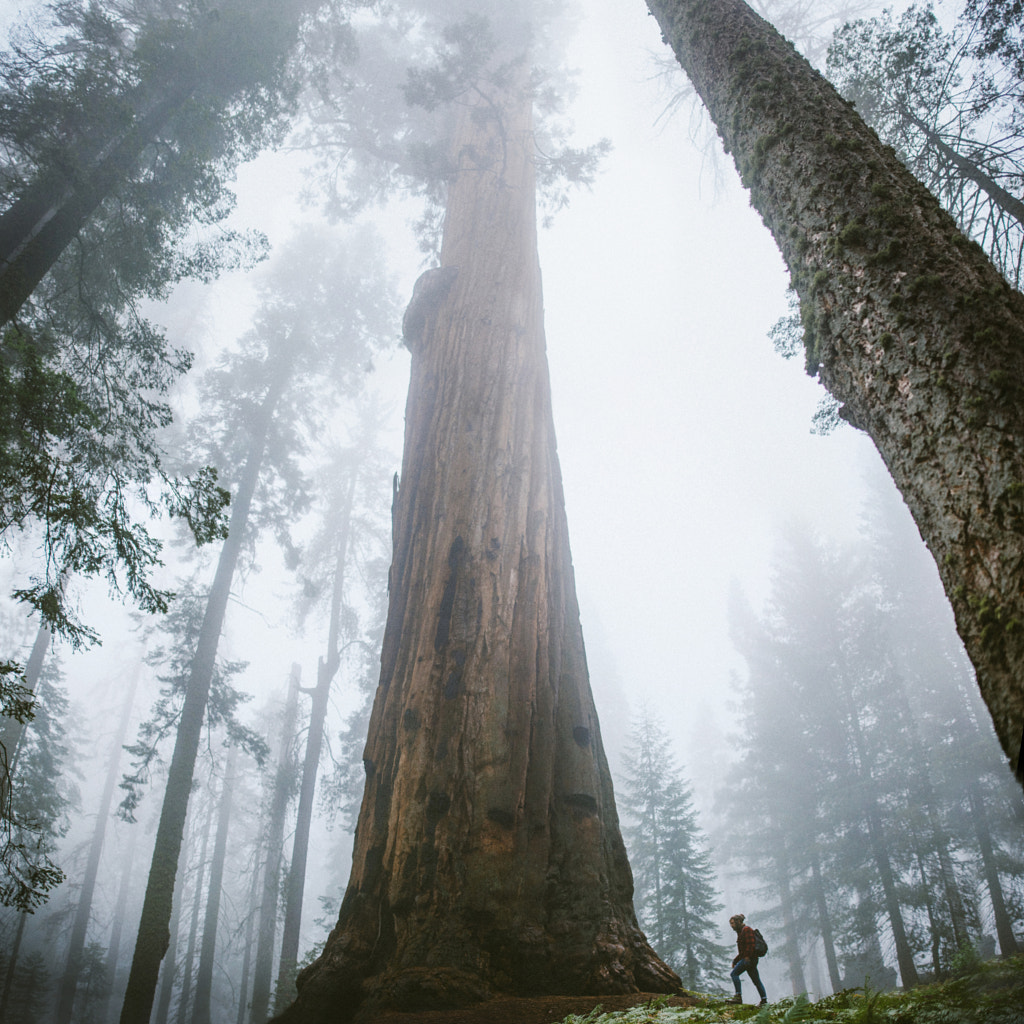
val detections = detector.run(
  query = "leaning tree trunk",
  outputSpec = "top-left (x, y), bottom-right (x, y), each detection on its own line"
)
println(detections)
top-left (274, 62), bottom-right (679, 1024)
top-left (645, 0), bottom-right (1024, 783)
top-left (153, 821), bottom-right (188, 1024)
top-left (0, 92), bottom-right (186, 328)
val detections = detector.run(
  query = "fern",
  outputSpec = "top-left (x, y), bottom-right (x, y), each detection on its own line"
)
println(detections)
top-left (779, 994), bottom-right (814, 1023)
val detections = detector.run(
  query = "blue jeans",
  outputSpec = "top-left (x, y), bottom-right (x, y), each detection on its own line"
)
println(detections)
top-left (731, 958), bottom-right (767, 1000)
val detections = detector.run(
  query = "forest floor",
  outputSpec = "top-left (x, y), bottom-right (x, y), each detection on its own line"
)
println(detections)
top-left (364, 953), bottom-right (1024, 1024)
top-left (368, 993), bottom-right (701, 1024)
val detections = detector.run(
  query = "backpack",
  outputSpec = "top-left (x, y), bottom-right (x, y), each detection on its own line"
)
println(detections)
top-left (752, 928), bottom-right (769, 957)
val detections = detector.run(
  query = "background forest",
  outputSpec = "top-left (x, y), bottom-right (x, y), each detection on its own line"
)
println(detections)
top-left (0, 0), bottom-right (1022, 1021)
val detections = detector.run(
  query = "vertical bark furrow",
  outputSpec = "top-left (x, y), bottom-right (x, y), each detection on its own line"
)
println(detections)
top-left (275, 63), bottom-right (678, 1024)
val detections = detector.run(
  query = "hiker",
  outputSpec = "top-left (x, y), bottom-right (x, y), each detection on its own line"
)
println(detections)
top-left (727, 913), bottom-right (768, 1006)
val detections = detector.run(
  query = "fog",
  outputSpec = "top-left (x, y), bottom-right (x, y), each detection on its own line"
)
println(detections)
top-left (1, 0), bottom-right (1021, 1019)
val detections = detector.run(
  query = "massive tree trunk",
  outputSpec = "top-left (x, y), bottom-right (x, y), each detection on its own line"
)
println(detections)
top-left (645, 0), bottom-right (1024, 783)
top-left (275, 62), bottom-right (679, 1024)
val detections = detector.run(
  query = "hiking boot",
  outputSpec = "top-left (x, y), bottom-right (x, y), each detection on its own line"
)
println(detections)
top-left (726, 995), bottom-right (742, 1004)
top-left (758, 999), bottom-right (768, 1006)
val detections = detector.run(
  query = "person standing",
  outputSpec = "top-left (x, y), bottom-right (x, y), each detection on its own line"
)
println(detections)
top-left (727, 913), bottom-right (768, 1006)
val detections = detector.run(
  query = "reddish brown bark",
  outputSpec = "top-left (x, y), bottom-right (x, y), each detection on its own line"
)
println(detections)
top-left (275, 66), bottom-right (679, 1024)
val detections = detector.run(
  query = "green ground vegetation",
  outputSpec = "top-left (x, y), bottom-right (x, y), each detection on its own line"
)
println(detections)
top-left (557, 954), bottom-right (1024, 1024)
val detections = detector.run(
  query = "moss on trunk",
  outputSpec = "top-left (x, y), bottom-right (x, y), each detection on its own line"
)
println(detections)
top-left (646, 0), bottom-right (1024, 782)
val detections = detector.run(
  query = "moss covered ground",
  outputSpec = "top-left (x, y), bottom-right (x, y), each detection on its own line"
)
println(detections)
top-left (559, 955), bottom-right (1024, 1024)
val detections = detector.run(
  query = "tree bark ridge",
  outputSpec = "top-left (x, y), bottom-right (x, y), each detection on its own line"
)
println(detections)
top-left (275, 60), bottom-right (678, 1024)
top-left (646, 0), bottom-right (1024, 780)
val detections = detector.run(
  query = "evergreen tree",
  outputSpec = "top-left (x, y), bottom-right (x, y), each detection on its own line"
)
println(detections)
top-left (272, 397), bottom-right (395, 1013)
top-left (248, 668), bottom-right (302, 1024)
top-left (725, 490), bottom-right (1024, 993)
top-left (620, 709), bottom-right (727, 992)
top-left (0, 618), bottom-right (76, 911)
top-left (826, 4), bottom-right (1024, 287)
top-left (0, 0), bottom-right (333, 647)
top-left (54, 664), bottom-right (139, 1024)
top-left (0, 948), bottom-right (49, 1024)
top-left (118, 225), bottom-right (394, 1024)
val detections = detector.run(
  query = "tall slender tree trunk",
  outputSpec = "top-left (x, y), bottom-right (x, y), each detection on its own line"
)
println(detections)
top-left (0, 911), bottom-right (26, 1021)
top-left (810, 852), bottom-right (841, 992)
top-left (119, 368), bottom-right (288, 1024)
top-left (55, 664), bottom-right (140, 1024)
top-left (833, 664), bottom-right (919, 986)
top-left (153, 818), bottom-right (189, 1024)
top-left (274, 475), bottom-right (358, 1012)
top-left (236, 871), bottom-right (260, 1024)
top-left (275, 59), bottom-right (679, 1024)
top-left (966, 774), bottom-right (1019, 955)
top-left (774, 841), bottom-right (806, 996)
top-left (855, 754), bottom-right (919, 986)
top-left (251, 666), bottom-right (302, 1024)
top-left (177, 797), bottom-right (216, 1024)
top-left (192, 747), bottom-right (238, 1024)
top-left (889, 678), bottom-right (969, 949)
top-left (645, 0), bottom-right (1024, 783)
top-left (102, 830), bottom-right (139, 1024)
top-left (913, 846), bottom-right (944, 978)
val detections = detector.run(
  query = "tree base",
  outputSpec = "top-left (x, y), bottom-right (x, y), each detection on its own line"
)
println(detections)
top-left (273, 930), bottom-right (682, 1024)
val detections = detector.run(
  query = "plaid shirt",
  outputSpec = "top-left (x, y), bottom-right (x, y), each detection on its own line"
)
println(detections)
top-left (736, 925), bottom-right (759, 963)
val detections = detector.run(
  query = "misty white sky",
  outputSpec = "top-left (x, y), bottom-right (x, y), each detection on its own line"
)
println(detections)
top-left (2, 0), bottom-right (939, 982)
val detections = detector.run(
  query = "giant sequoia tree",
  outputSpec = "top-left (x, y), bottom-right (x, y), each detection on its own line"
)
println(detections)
top-left (645, 0), bottom-right (1024, 783)
top-left (276, 23), bottom-right (679, 1024)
